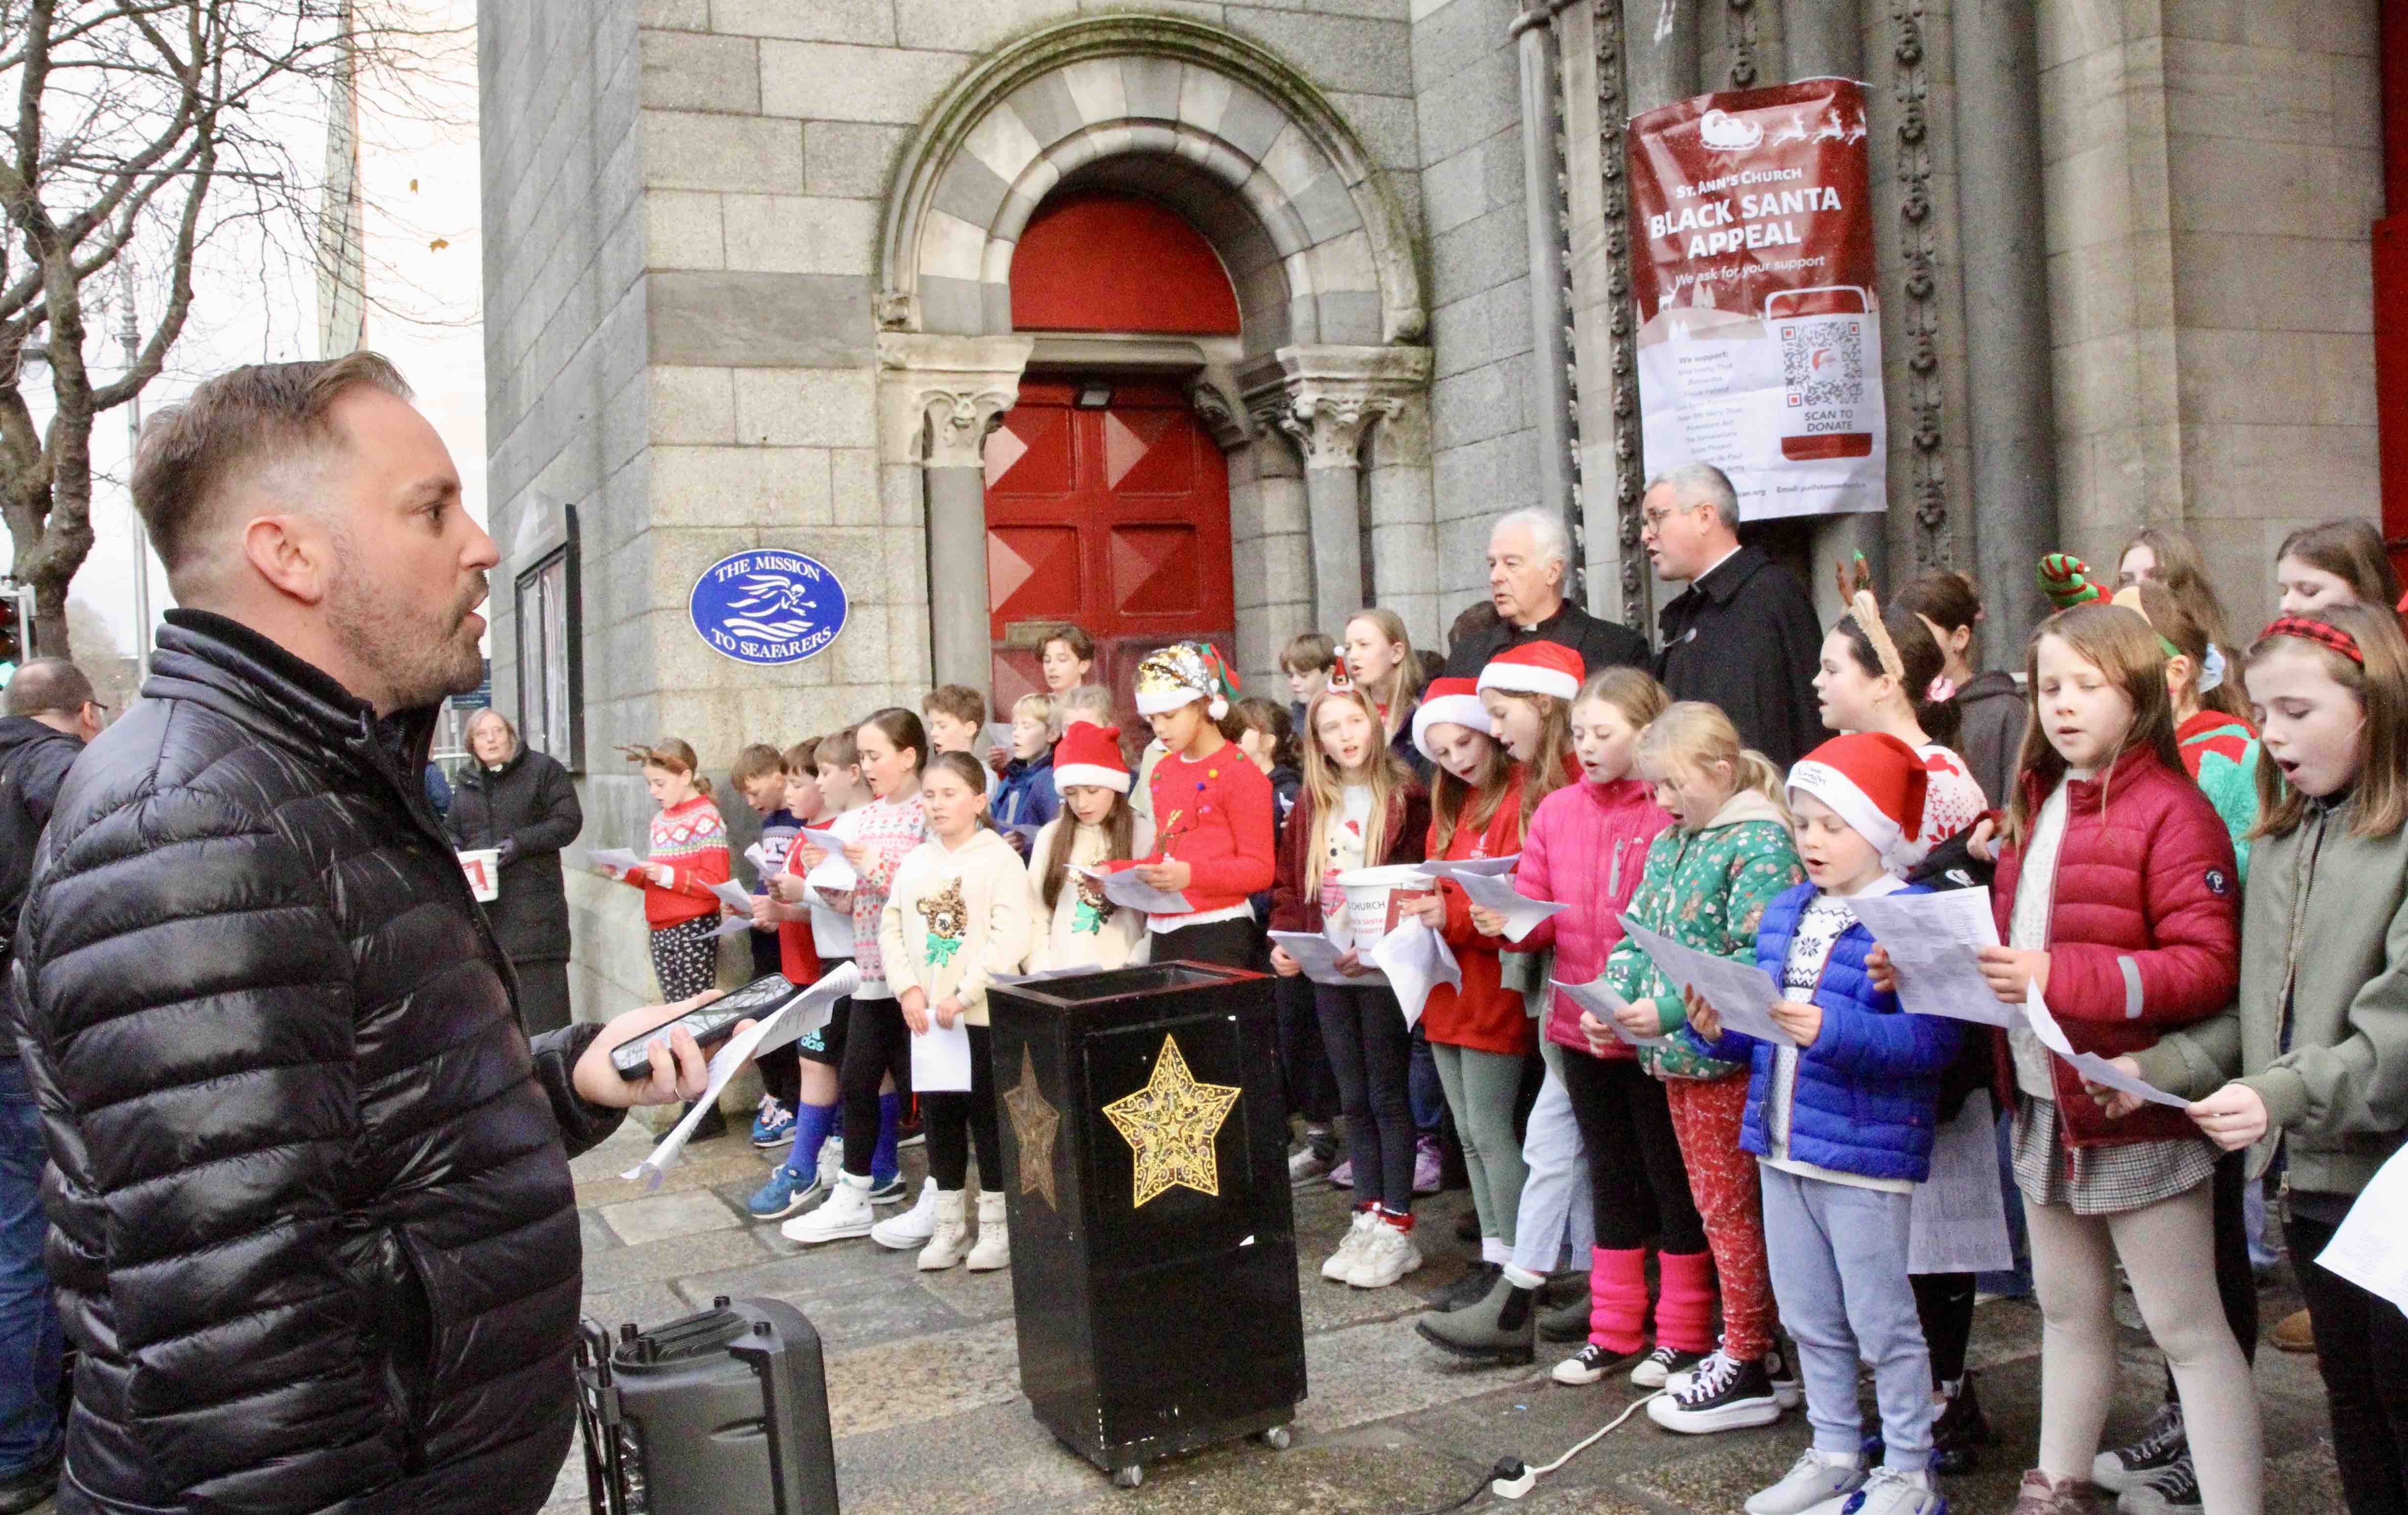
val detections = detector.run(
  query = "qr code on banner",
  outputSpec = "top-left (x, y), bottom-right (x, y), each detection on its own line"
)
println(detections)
top-left (1780, 318), bottom-right (1865, 408)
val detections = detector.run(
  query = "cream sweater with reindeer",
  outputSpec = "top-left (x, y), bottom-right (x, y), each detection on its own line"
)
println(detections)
top-left (877, 826), bottom-right (1032, 1027)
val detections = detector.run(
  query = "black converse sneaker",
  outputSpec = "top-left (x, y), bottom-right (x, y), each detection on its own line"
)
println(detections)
top-left (2091, 1402), bottom-right (2185, 1492)
top-left (2116, 1452), bottom-right (2202, 1515)
top-left (1630, 1342), bottom-right (1708, 1388)
top-left (1644, 1349), bottom-right (1785, 1433)
top-left (1550, 1340), bottom-right (1645, 1386)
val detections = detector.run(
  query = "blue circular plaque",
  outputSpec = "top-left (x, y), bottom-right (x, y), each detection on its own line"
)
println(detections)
top-left (688, 549), bottom-right (848, 666)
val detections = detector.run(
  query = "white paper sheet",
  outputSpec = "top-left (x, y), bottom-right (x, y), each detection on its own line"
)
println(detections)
top-left (1549, 976), bottom-right (1670, 1047)
top-left (1907, 1091), bottom-right (2015, 1273)
top-left (1617, 915), bottom-right (1796, 1047)
top-left (1369, 918), bottom-right (1461, 1029)
top-left (707, 879), bottom-right (758, 916)
top-left (2022, 982), bottom-right (2191, 1108)
top-left (1844, 888), bottom-right (2017, 1029)
top-left (708, 915), bottom-right (756, 939)
top-left (1416, 854), bottom-right (1521, 880)
top-left (2317, 1141), bottom-right (2408, 1314)
top-left (1451, 869), bottom-right (1570, 944)
top-left (585, 847), bottom-right (640, 875)
top-left (803, 849), bottom-right (858, 893)
top-left (1269, 930), bottom-right (1364, 987)
top-left (622, 962), bottom-right (861, 1186)
top-left (1074, 863), bottom-right (1191, 916)
top-left (910, 1016), bottom-right (975, 1093)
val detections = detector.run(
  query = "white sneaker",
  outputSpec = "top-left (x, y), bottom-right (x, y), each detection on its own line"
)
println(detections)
top-left (871, 1178), bottom-right (939, 1250)
top-left (1841, 1466), bottom-right (1942, 1515)
top-left (1744, 1450), bottom-right (1866, 1515)
top-left (917, 1189), bottom-right (969, 1271)
top-left (1320, 1210), bottom-right (1378, 1282)
top-left (966, 1191), bottom-right (1009, 1271)
top-left (1346, 1220), bottom-right (1423, 1289)
top-left (782, 1174), bottom-right (874, 1244)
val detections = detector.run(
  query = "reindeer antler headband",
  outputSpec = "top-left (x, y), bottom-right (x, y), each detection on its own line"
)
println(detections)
top-left (1834, 553), bottom-right (1906, 684)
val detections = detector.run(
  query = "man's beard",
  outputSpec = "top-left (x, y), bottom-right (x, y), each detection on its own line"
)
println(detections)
top-left (325, 559), bottom-right (489, 711)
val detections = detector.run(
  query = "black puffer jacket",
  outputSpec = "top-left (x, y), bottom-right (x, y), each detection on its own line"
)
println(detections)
top-left (10, 609), bottom-right (626, 1515)
top-left (445, 744), bottom-right (582, 964)
top-left (0, 713), bottom-right (83, 962)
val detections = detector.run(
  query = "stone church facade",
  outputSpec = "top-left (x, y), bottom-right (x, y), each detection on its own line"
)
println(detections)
top-left (477, 0), bottom-right (2388, 1016)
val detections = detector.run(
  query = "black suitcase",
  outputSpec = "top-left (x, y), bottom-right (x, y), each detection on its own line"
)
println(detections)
top-left (575, 1296), bottom-right (840, 1514)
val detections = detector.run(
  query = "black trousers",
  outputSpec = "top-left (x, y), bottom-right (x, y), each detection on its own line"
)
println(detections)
top-left (838, 996), bottom-right (910, 1177)
top-left (926, 1025), bottom-right (1002, 1192)
top-left (1557, 1051), bottom-right (1705, 1253)
top-left (1911, 1271), bottom-right (1977, 1386)
top-left (511, 957), bottom-right (573, 1037)
top-left (2287, 1207), bottom-right (2408, 1515)
top-left (1150, 917), bottom-right (1263, 970)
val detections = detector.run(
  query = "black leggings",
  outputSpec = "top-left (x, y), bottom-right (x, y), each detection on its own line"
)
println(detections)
top-left (1557, 1051), bottom-right (1704, 1253)
top-left (1912, 1271), bottom-right (1977, 1386)
top-left (1316, 982), bottom-right (1417, 1212)
top-left (926, 1025), bottom-right (1001, 1191)
top-left (2288, 1206), bottom-right (2408, 1515)
top-left (838, 996), bottom-right (910, 1178)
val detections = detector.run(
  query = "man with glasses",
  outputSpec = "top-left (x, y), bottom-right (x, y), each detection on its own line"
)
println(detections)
top-left (1642, 463), bottom-right (1822, 770)
top-left (0, 657), bottom-right (99, 1511)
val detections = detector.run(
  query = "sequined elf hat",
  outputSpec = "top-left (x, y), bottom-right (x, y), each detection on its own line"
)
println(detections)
top-left (1134, 641), bottom-right (1242, 719)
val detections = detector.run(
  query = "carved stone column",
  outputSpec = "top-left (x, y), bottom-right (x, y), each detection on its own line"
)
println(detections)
top-left (876, 332), bottom-right (1035, 690)
top-left (1239, 345), bottom-right (1435, 641)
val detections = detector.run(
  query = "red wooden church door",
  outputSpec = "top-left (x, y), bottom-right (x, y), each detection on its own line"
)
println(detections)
top-left (983, 377), bottom-right (1234, 719)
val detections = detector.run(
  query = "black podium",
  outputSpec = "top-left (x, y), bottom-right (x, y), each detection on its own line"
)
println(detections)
top-left (986, 962), bottom-right (1304, 1488)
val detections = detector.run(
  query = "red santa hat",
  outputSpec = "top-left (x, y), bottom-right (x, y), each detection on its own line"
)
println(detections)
top-left (1475, 641), bottom-right (1583, 703)
top-left (1786, 732), bottom-right (1930, 870)
top-left (1411, 677), bottom-right (1493, 763)
top-left (1053, 721), bottom-right (1132, 795)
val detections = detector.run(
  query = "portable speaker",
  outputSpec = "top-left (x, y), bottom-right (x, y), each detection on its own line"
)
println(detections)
top-left (576, 1296), bottom-right (840, 1515)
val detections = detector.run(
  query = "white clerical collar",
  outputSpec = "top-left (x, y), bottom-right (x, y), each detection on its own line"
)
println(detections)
top-left (1696, 543), bottom-right (1743, 583)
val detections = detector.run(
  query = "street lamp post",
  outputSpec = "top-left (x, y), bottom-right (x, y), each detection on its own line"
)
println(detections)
top-left (121, 279), bottom-right (151, 683)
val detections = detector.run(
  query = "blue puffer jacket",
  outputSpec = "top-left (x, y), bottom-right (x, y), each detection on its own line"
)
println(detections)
top-left (994, 751), bottom-right (1060, 835)
top-left (1690, 881), bottom-right (1960, 1183)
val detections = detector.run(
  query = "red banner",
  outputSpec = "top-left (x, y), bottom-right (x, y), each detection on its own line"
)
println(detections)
top-left (1627, 79), bottom-right (1884, 518)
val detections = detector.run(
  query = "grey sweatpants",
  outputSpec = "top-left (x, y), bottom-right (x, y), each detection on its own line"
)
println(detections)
top-left (1430, 1042), bottom-right (1530, 1252)
top-left (1509, 1041), bottom-right (1596, 1278)
top-left (1760, 1162), bottom-right (1937, 1471)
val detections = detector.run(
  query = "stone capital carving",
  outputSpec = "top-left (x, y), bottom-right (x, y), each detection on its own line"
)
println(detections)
top-left (876, 331), bottom-right (1036, 468)
top-left (1185, 379), bottom-right (1250, 452)
top-left (1236, 343), bottom-right (1433, 472)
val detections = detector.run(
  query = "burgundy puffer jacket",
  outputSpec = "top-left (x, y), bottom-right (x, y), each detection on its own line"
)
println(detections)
top-left (1989, 746), bottom-right (2240, 1147)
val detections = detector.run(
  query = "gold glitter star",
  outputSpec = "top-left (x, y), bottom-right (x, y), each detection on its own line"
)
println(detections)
top-left (1101, 1033), bottom-right (1241, 1208)
top-left (1003, 1046), bottom-right (1060, 1210)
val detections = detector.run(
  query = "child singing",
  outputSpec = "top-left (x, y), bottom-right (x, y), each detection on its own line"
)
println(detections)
top-left (1025, 722), bottom-right (1152, 972)
top-left (1132, 642), bottom-right (1276, 967)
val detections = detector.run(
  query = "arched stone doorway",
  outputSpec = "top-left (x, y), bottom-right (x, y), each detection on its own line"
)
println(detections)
top-left (873, 15), bottom-right (1436, 691)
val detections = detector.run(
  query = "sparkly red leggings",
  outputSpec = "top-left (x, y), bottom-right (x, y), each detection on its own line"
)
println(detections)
top-left (1664, 1074), bottom-right (1777, 1362)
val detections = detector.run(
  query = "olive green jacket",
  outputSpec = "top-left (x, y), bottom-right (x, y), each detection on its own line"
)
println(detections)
top-left (2130, 793), bottom-right (2408, 1195)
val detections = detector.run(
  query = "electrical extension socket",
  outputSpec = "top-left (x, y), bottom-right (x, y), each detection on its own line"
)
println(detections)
top-left (1490, 1457), bottom-right (1536, 1499)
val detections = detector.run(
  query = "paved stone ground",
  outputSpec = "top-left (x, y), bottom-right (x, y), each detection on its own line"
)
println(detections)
top-left (541, 1122), bottom-right (2346, 1515)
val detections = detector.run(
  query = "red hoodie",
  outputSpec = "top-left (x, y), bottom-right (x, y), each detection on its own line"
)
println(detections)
top-left (1516, 776), bottom-right (1676, 1053)
top-left (1422, 767), bottom-right (1531, 1054)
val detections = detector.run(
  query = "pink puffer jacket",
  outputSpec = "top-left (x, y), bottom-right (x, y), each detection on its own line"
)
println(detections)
top-left (1515, 776), bottom-right (1675, 1052)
